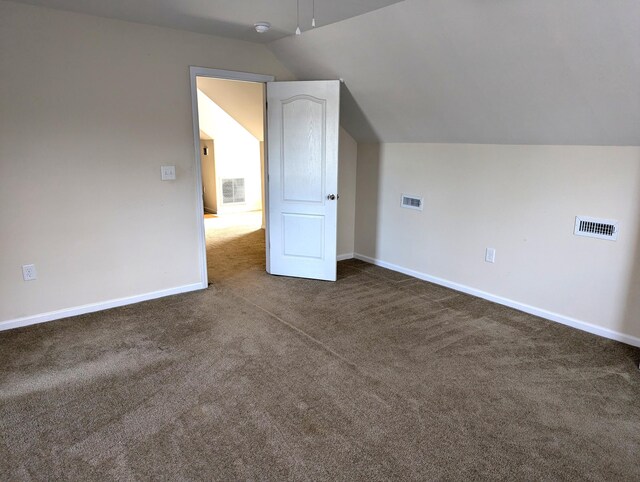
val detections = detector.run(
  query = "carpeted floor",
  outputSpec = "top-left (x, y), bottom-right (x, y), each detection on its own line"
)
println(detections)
top-left (1, 216), bottom-right (639, 480)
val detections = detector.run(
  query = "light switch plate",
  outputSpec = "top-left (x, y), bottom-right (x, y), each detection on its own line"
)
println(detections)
top-left (161, 165), bottom-right (176, 181)
top-left (485, 248), bottom-right (496, 263)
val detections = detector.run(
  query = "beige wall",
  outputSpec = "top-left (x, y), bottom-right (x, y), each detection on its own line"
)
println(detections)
top-left (200, 140), bottom-right (216, 213)
top-left (0, 1), bottom-right (292, 324)
top-left (355, 143), bottom-right (640, 342)
top-left (337, 128), bottom-right (357, 258)
top-left (197, 78), bottom-right (265, 141)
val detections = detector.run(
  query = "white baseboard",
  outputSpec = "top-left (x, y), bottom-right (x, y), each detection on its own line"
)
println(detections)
top-left (354, 253), bottom-right (640, 348)
top-left (337, 253), bottom-right (354, 261)
top-left (0, 282), bottom-right (206, 332)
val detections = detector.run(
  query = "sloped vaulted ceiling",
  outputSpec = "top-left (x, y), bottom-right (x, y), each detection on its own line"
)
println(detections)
top-left (8, 0), bottom-right (403, 43)
top-left (268, 0), bottom-right (640, 145)
top-left (11, 0), bottom-right (638, 144)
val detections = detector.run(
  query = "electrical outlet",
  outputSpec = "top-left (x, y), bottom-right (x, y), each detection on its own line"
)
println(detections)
top-left (161, 165), bottom-right (176, 181)
top-left (22, 264), bottom-right (37, 281)
top-left (485, 248), bottom-right (496, 263)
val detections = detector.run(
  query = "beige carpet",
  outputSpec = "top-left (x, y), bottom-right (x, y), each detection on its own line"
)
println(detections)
top-left (1, 217), bottom-right (639, 480)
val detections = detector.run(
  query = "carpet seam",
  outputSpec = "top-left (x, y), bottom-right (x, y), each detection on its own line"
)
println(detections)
top-left (225, 287), bottom-right (443, 432)
top-left (229, 291), bottom-right (360, 371)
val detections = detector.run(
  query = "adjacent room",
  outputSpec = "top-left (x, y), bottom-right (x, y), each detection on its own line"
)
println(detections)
top-left (195, 76), bottom-right (267, 278)
top-left (1, 0), bottom-right (638, 479)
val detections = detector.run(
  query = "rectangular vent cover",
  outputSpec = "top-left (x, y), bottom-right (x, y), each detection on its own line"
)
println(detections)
top-left (401, 194), bottom-right (423, 211)
top-left (221, 178), bottom-right (245, 204)
top-left (574, 216), bottom-right (618, 241)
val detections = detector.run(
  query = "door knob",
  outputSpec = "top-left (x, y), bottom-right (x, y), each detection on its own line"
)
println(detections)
top-left (327, 194), bottom-right (337, 200)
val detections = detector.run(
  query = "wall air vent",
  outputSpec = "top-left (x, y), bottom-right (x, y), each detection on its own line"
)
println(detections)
top-left (401, 194), bottom-right (423, 211)
top-left (221, 178), bottom-right (245, 204)
top-left (574, 216), bottom-right (618, 241)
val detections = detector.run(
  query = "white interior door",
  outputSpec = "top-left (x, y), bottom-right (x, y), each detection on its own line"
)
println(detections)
top-left (267, 80), bottom-right (340, 281)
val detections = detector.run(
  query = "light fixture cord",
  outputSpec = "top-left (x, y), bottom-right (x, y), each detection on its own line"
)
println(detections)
top-left (296, 0), bottom-right (301, 35)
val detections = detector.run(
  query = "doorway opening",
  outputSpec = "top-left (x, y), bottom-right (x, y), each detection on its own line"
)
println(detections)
top-left (190, 68), bottom-right (274, 285)
top-left (191, 68), bottom-right (342, 286)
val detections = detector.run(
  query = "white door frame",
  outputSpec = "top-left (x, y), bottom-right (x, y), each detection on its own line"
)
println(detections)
top-left (189, 66), bottom-right (275, 287)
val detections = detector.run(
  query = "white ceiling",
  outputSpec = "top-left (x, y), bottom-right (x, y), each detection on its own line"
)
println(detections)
top-left (13, 0), bottom-right (639, 145)
top-left (11, 0), bottom-right (403, 43)
top-left (270, 0), bottom-right (640, 144)
top-left (197, 77), bottom-right (265, 141)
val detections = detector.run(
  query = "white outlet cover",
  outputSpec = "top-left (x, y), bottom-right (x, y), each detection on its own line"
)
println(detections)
top-left (161, 165), bottom-right (176, 181)
top-left (22, 264), bottom-right (37, 281)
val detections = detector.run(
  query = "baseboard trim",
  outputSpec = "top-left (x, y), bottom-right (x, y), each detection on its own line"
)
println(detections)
top-left (0, 282), bottom-right (206, 332)
top-left (354, 253), bottom-right (640, 348)
top-left (337, 253), bottom-right (355, 261)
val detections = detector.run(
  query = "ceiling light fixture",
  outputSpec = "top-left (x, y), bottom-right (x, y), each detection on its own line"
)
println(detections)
top-left (312, 0), bottom-right (316, 27)
top-left (295, 0), bottom-right (301, 35)
top-left (254, 21), bottom-right (271, 33)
